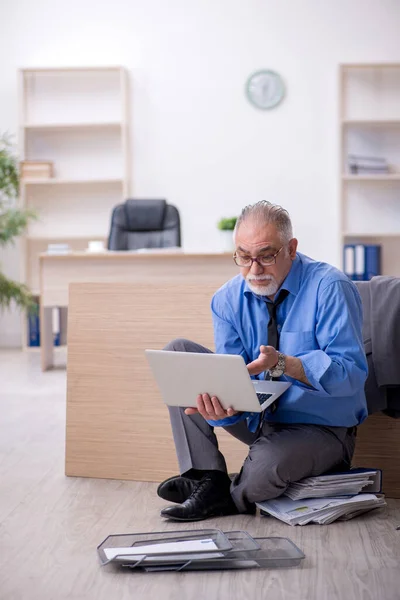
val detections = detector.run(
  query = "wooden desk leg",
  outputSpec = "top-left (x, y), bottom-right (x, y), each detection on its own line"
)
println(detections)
top-left (40, 306), bottom-right (54, 371)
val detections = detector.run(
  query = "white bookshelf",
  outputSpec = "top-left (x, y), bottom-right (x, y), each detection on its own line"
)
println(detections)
top-left (339, 63), bottom-right (400, 278)
top-left (19, 66), bottom-right (130, 348)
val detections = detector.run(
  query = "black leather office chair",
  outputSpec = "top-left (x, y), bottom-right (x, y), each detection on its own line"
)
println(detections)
top-left (107, 199), bottom-right (181, 251)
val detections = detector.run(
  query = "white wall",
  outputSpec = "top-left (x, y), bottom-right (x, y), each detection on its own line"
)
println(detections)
top-left (1, 0), bottom-right (400, 346)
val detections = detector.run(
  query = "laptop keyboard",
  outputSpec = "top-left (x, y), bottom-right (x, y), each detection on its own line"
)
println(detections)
top-left (256, 393), bottom-right (273, 403)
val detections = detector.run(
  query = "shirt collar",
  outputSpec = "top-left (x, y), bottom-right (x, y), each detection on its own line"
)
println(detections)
top-left (243, 253), bottom-right (303, 301)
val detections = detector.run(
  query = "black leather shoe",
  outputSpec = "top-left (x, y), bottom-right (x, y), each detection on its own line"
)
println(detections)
top-left (157, 475), bottom-right (198, 504)
top-left (160, 471), bottom-right (238, 522)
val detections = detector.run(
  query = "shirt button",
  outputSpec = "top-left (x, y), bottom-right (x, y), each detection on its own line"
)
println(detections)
top-left (277, 325), bottom-right (282, 333)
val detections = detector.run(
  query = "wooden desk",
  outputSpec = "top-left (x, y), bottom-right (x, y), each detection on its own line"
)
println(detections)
top-left (39, 250), bottom-right (237, 370)
top-left (65, 280), bottom-right (400, 494)
top-left (65, 282), bottom-right (249, 481)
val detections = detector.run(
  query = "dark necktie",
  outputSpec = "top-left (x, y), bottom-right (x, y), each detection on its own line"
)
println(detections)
top-left (265, 289), bottom-right (289, 354)
top-left (257, 289), bottom-right (289, 433)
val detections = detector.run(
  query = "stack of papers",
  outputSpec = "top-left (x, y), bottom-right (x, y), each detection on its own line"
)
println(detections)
top-left (103, 539), bottom-right (224, 563)
top-left (46, 243), bottom-right (71, 255)
top-left (283, 468), bottom-right (380, 501)
top-left (256, 493), bottom-right (386, 526)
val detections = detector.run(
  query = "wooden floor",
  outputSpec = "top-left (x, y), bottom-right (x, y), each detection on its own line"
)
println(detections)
top-left (1, 350), bottom-right (400, 600)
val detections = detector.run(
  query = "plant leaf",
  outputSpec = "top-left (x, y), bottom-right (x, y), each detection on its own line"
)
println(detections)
top-left (0, 272), bottom-right (37, 312)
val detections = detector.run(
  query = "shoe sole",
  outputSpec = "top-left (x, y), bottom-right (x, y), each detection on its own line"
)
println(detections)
top-left (161, 514), bottom-right (209, 522)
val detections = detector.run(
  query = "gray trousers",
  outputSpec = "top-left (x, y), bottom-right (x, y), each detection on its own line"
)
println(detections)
top-left (166, 338), bottom-right (356, 513)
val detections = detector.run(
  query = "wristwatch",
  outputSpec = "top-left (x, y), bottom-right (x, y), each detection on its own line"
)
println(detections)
top-left (269, 352), bottom-right (286, 378)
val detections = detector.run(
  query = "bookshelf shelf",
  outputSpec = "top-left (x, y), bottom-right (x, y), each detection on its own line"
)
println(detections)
top-left (24, 122), bottom-right (122, 131)
top-left (342, 174), bottom-right (400, 181)
top-left (22, 66), bottom-right (123, 73)
top-left (342, 119), bottom-right (400, 127)
top-left (23, 178), bottom-right (124, 186)
top-left (19, 66), bottom-right (130, 349)
top-left (340, 63), bottom-right (400, 280)
top-left (344, 232), bottom-right (400, 238)
top-left (341, 63), bottom-right (400, 69)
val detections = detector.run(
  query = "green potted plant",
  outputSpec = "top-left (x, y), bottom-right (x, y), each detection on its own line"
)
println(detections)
top-left (0, 133), bottom-right (36, 311)
top-left (217, 216), bottom-right (237, 252)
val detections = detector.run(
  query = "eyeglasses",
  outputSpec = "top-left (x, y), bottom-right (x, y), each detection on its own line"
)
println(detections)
top-left (233, 246), bottom-right (283, 267)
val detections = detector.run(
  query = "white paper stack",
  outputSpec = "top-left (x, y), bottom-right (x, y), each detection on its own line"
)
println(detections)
top-left (256, 494), bottom-right (386, 526)
top-left (283, 469), bottom-right (380, 501)
top-left (104, 539), bottom-right (224, 563)
top-left (47, 243), bottom-right (71, 255)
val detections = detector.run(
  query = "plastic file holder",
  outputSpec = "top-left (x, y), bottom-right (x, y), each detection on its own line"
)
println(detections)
top-left (97, 529), bottom-right (234, 565)
top-left (97, 530), bottom-right (305, 572)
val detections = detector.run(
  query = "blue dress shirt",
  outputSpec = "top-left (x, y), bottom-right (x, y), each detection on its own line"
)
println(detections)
top-left (208, 252), bottom-right (368, 431)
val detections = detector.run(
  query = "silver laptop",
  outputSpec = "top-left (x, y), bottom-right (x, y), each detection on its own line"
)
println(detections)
top-left (145, 350), bottom-right (291, 413)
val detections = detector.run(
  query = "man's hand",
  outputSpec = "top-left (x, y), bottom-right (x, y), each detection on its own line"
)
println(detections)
top-left (246, 345), bottom-right (279, 376)
top-left (247, 345), bottom-right (313, 387)
top-left (185, 393), bottom-right (239, 420)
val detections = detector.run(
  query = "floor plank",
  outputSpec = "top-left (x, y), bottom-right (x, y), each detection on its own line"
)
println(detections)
top-left (0, 349), bottom-right (399, 600)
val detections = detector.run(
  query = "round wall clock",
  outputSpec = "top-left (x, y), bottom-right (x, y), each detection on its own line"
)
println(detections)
top-left (245, 70), bottom-right (285, 110)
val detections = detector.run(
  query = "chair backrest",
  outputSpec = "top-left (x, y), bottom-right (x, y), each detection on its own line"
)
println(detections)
top-left (354, 276), bottom-right (400, 416)
top-left (107, 199), bottom-right (181, 250)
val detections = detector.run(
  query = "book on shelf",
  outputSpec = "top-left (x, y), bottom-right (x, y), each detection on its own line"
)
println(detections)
top-left (52, 307), bottom-right (61, 346)
top-left (343, 244), bottom-right (381, 281)
top-left (347, 155), bottom-right (389, 175)
top-left (27, 306), bottom-right (61, 347)
top-left (27, 305), bottom-right (40, 347)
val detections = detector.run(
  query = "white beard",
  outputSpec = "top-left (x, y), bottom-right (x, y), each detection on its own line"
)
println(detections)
top-left (246, 274), bottom-right (279, 297)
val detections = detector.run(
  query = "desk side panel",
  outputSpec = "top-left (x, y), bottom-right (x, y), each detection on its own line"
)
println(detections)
top-left (65, 282), bottom-right (248, 481)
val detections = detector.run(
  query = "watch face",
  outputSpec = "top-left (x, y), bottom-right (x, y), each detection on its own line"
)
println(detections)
top-left (245, 70), bottom-right (285, 110)
top-left (270, 366), bottom-right (284, 377)
top-left (269, 353), bottom-right (285, 377)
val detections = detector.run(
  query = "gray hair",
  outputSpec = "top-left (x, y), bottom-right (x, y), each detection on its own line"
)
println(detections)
top-left (234, 200), bottom-right (293, 243)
